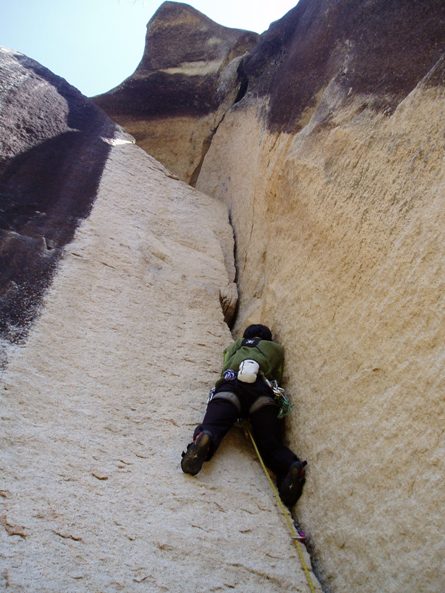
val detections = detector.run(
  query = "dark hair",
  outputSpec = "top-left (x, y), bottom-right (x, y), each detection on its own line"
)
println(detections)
top-left (243, 324), bottom-right (272, 341)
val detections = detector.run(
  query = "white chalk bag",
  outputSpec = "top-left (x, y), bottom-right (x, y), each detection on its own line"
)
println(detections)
top-left (237, 359), bottom-right (260, 383)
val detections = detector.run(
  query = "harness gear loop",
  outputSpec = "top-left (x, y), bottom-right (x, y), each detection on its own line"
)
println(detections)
top-left (261, 374), bottom-right (294, 418)
top-left (244, 424), bottom-right (318, 593)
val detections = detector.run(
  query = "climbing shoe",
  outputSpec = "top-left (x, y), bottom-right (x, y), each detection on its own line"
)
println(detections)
top-left (181, 431), bottom-right (211, 476)
top-left (279, 460), bottom-right (307, 508)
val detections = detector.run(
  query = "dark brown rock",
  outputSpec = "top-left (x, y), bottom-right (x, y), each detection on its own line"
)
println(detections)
top-left (94, 2), bottom-right (258, 182)
top-left (0, 48), bottom-right (117, 356)
top-left (95, 0), bottom-right (445, 177)
top-left (95, 1), bottom-right (258, 118)
top-left (243, 0), bottom-right (445, 132)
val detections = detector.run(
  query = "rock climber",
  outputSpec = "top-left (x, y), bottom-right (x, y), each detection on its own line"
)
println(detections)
top-left (181, 324), bottom-right (307, 507)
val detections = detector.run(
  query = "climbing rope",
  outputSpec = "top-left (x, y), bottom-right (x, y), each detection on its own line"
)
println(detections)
top-left (244, 424), bottom-right (318, 593)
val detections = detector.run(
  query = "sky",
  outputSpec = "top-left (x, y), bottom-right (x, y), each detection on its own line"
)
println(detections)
top-left (1, 0), bottom-right (299, 97)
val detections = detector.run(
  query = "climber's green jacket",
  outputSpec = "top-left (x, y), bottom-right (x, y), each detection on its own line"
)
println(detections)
top-left (222, 338), bottom-right (284, 383)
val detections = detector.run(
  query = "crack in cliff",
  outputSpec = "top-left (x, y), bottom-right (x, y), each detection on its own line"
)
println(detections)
top-left (190, 59), bottom-right (250, 188)
top-left (189, 108), bottom-right (229, 188)
top-left (220, 210), bottom-right (239, 331)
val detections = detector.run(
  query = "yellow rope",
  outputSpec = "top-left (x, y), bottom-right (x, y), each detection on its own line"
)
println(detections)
top-left (245, 425), bottom-right (317, 593)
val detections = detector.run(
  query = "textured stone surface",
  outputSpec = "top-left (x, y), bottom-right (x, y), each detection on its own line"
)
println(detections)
top-left (0, 47), bottom-right (117, 356)
top-left (196, 9), bottom-right (445, 593)
top-left (0, 53), bottom-right (321, 593)
top-left (94, 2), bottom-right (258, 183)
top-left (3, 1), bottom-right (444, 591)
top-left (95, 2), bottom-right (258, 184)
top-left (243, 0), bottom-right (445, 131)
top-left (0, 141), bottom-right (321, 593)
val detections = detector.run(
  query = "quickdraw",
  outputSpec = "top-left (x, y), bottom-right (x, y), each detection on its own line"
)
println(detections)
top-left (262, 376), bottom-right (294, 418)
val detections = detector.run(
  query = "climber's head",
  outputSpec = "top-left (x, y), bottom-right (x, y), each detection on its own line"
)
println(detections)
top-left (243, 324), bottom-right (272, 341)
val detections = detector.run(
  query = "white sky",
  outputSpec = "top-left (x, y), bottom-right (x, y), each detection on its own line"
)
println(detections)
top-left (1, 0), bottom-right (299, 97)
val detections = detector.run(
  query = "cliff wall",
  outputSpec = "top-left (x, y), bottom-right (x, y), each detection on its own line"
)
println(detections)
top-left (2, 1), bottom-right (445, 591)
top-left (97, 1), bottom-right (445, 592)
top-left (0, 48), bottom-right (116, 361)
top-left (196, 2), bottom-right (445, 592)
top-left (0, 48), bottom-right (321, 592)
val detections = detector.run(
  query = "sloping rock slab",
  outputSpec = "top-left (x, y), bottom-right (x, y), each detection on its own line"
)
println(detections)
top-left (0, 135), bottom-right (321, 592)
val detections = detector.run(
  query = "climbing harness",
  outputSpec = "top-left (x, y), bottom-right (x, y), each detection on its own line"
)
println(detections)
top-left (208, 371), bottom-right (291, 419)
top-left (244, 424), bottom-right (318, 593)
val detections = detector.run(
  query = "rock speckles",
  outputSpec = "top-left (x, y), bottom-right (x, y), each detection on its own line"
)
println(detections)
top-left (195, 6), bottom-right (445, 590)
top-left (0, 72), bottom-right (320, 590)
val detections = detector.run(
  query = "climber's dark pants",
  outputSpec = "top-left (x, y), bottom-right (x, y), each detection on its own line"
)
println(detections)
top-left (194, 378), bottom-right (298, 482)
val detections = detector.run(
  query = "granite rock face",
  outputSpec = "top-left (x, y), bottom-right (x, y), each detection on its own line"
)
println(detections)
top-left (242, 0), bottom-right (445, 131)
top-left (194, 2), bottom-right (445, 592)
top-left (2, 1), bottom-right (445, 592)
top-left (0, 49), bottom-right (322, 593)
top-left (0, 47), bottom-right (117, 360)
top-left (94, 1), bottom-right (258, 183)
